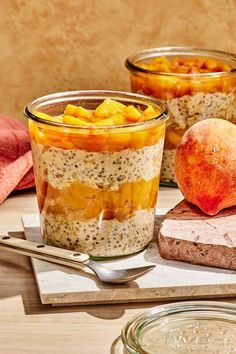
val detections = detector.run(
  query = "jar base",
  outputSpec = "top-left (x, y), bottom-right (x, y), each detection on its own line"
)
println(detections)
top-left (89, 243), bottom-right (151, 260)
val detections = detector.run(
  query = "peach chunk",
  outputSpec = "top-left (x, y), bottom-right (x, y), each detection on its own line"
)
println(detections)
top-left (64, 104), bottom-right (93, 120)
top-left (94, 98), bottom-right (126, 117)
top-left (124, 105), bottom-right (142, 122)
top-left (175, 118), bottom-right (236, 215)
top-left (141, 105), bottom-right (158, 121)
top-left (63, 115), bottom-right (93, 126)
top-left (96, 114), bottom-right (125, 126)
top-left (34, 111), bottom-right (62, 123)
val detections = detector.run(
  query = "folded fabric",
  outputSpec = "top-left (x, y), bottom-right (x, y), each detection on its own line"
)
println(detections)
top-left (0, 115), bottom-right (35, 204)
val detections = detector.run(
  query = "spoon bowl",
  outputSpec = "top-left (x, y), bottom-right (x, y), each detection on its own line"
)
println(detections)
top-left (86, 259), bottom-right (155, 284)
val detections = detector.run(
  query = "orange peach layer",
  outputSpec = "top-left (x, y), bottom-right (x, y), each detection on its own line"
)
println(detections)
top-left (38, 177), bottom-right (159, 221)
top-left (29, 121), bottom-right (166, 152)
top-left (131, 56), bottom-right (234, 99)
top-left (130, 74), bottom-right (236, 100)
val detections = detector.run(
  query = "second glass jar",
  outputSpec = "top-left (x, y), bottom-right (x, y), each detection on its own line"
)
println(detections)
top-left (126, 47), bottom-right (236, 185)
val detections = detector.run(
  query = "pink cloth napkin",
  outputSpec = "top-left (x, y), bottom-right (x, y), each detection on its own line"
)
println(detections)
top-left (0, 115), bottom-right (35, 204)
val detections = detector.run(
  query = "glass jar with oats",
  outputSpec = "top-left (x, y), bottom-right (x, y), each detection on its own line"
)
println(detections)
top-left (24, 91), bottom-right (168, 258)
top-left (125, 47), bottom-right (236, 185)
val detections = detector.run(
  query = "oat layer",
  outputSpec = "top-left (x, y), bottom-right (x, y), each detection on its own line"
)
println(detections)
top-left (167, 92), bottom-right (236, 129)
top-left (32, 139), bottom-right (164, 190)
top-left (41, 209), bottom-right (155, 257)
top-left (161, 149), bottom-right (176, 183)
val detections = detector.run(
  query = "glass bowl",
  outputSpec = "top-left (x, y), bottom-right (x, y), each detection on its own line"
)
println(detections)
top-left (122, 301), bottom-right (236, 354)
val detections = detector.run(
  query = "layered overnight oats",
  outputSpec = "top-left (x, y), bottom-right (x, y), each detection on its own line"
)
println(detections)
top-left (25, 91), bottom-right (168, 257)
top-left (126, 47), bottom-right (236, 184)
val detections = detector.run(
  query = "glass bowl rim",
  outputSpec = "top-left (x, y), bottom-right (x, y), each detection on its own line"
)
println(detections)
top-left (121, 300), bottom-right (236, 353)
top-left (125, 46), bottom-right (236, 77)
top-left (24, 90), bottom-right (169, 130)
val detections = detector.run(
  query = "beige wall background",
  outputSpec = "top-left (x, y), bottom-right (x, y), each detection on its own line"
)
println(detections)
top-left (1, 0), bottom-right (236, 122)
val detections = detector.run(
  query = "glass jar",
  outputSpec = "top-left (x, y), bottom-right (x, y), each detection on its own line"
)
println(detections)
top-left (122, 301), bottom-right (236, 354)
top-left (24, 90), bottom-right (168, 258)
top-left (125, 47), bottom-right (236, 186)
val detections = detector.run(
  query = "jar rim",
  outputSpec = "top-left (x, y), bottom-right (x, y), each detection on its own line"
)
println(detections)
top-left (125, 46), bottom-right (236, 77)
top-left (24, 90), bottom-right (169, 130)
top-left (122, 300), bottom-right (236, 354)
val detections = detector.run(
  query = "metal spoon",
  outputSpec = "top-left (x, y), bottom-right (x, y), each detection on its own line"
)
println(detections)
top-left (0, 235), bottom-right (155, 284)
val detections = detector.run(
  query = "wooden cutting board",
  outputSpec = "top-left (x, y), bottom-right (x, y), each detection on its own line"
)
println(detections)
top-left (22, 209), bottom-right (236, 306)
top-left (158, 200), bottom-right (236, 270)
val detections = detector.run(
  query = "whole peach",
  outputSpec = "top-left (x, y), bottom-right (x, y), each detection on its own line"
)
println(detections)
top-left (175, 118), bottom-right (236, 215)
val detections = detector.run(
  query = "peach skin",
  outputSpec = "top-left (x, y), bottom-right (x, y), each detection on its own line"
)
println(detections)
top-left (175, 118), bottom-right (236, 215)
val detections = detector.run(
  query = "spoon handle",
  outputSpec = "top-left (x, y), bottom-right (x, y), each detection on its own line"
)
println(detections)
top-left (0, 235), bottom-right (90, 270)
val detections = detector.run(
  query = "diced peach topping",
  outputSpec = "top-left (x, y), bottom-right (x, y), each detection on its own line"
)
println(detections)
top-left (139, 56), bottom-right (231, 74)
top-left (29, 99), bottom-right (165, 152)
top-left (62, 99), bottom-right (160, 126)
top-left (33, 99), bottom-right (160, 127)
top-left (130, 56), bottom-right (234, 101)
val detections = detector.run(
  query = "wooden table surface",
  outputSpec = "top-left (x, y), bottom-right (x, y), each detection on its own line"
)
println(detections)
top-left (0, 188), bottom-right (235, 354)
